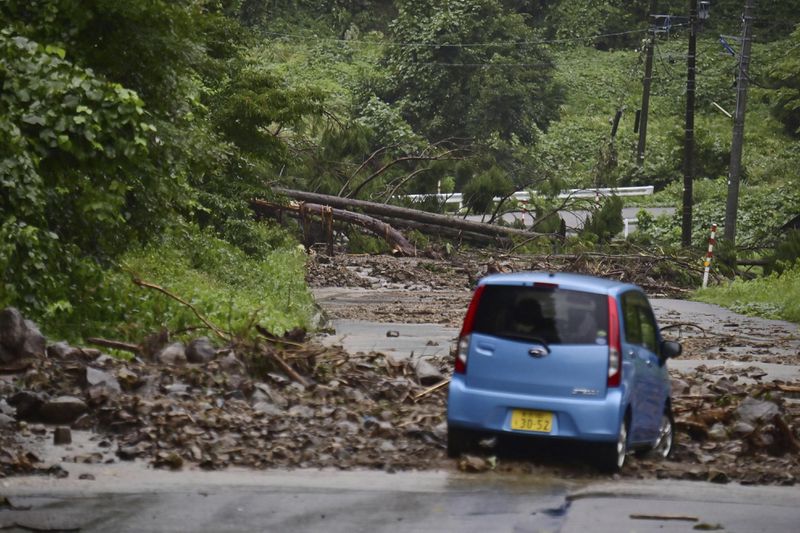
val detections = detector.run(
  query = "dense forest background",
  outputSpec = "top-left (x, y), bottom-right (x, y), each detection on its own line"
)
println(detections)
top-left (2, 0), bottom-right (799, 339)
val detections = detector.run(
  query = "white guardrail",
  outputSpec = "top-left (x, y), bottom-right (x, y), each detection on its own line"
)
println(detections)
top-left (403, 186), bottom-right (654, 210)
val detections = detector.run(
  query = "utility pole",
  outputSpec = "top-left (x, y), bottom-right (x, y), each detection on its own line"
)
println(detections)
top-left (681, 0), bottom-right (697, 247)
top-left (724, 0), bottom-right (755, 247)
top-left (636, 0), bottom-right (658, 166)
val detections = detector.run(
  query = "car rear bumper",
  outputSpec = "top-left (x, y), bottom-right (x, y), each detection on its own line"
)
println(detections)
top-left (446, 375), bottom-right (624, 443)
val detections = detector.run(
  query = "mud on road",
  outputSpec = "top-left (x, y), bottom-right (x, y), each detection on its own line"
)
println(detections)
top-left (310, 252), bottom-right (800, 485)
top-left (1, 251), bottom-right (798, 486)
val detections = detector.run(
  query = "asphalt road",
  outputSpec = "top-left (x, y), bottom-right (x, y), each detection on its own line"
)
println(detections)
top-left (3, 465), bottom-right (799, 532)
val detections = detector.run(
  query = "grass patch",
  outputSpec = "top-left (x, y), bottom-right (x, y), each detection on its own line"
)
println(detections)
top-left (42, 225), bottom-right (315, 344)
top-left (693, 264), bottom-right (800, 324)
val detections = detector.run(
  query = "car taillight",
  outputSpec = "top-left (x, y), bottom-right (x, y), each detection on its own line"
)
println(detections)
top-left (455, 335), bottom-right (470, 374)
top-left (455, 285), bottom-right (485, 375)
top-left (607, 295), bottom-right (621, 387)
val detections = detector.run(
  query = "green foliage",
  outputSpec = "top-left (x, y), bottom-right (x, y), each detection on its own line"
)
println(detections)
top-left (543, 0), bottom-right (649, 49)
top-left (346, 230), bottom-right (391, 254)
top-left (3, 0), bottom-right (800, 341)
top-left (462, 166), bottom-right (513, 214)
top-left (766, 24), bottom-right (800, 136)
top-left (767, 230), bottom-right (800, 275)
top-left (643, 180), bottom-right (800, 249)
top-left (382, 0), bottom-right (562, 143)
top-left (581, 195), bottom-right (624, 244)
top-left (0, 29), bottom-right (162, 316)
top-left (214, 67), bottom-right (325, 160)
top-left (406, 229), bottom-right (430, 250)
top-left (694, 262), bottom-right (800, 324)
top-left (41, 226), bottom-right (314, 342)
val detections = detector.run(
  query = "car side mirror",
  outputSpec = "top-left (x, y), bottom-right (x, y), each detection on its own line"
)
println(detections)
top-left (660, 340), bottom-right (682, 360)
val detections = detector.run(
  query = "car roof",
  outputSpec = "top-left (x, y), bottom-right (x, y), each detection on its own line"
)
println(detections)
top-left (477, 271), bottom-right (642, 296)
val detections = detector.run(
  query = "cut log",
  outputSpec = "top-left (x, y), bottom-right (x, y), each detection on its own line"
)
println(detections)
top-left (271, 187), bottom-right (546, 242)
top-left (252, 199), bottom-right (416, 256)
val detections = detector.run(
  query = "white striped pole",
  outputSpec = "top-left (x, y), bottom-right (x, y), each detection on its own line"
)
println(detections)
top-left (702, 223), bottom-right (717, 288)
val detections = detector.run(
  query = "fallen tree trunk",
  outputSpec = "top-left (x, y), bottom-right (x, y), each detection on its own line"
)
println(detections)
top-left (379, 216), bottom-right (512, 247)
top-left (272, 187), bottom-right (546, 242)
top-left (251, 199), bottom-right (416, 256)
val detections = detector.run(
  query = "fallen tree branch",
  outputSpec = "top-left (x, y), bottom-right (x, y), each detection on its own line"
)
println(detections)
top-left (252, 199), bottom-right (417, 256)
top-left (86, 337), bottom-right (140, 354)
top-left (261, 346), bottom-right (311, 387)
top-left (131, 278), bottom-right (231, 341)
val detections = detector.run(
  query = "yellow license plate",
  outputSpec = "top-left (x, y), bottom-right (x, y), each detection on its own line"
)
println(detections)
top-left (510, 409), bottom-right (553, 433)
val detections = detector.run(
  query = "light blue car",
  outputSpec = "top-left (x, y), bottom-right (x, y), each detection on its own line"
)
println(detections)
top-left (446, 272), bottom-right (682, 471)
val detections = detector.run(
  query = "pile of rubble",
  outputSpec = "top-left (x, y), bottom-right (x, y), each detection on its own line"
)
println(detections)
top-left (0, 307), bottom-right (451, 476)
top-left (2, 302), bottom-right (799, 485)
top-left (305, 249), bottom-right (699, 297)
top-left (659, 366), bottom-right (800, 485)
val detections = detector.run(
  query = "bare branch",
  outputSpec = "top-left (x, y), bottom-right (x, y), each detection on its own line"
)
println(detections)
top-left (348, 148), bottom-right (467, 199)
top-left (381, 167), bottom-right (432, 202)
top-left (130, 278), bottom-right (231, 341)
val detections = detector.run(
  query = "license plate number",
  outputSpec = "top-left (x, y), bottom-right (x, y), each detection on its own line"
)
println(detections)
top-left (510, 409), bottom-right (553, 433)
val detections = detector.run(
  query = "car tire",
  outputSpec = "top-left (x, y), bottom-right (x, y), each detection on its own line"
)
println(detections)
top-left (650, 410), bottom-right (674, 459)
top-left (446, 425), bottom-right (474, 458)
top-left (598, 419), bottom-right (628, 472)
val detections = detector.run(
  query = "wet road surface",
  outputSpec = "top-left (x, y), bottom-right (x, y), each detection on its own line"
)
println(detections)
top-left (3, 465), bottom-right (800, 532)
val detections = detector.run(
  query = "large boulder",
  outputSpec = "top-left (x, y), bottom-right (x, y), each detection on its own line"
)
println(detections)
top-left (186, 337), bottom-right (215, 364)
top-left (0, 307), bottom-right (26, 351)
top-left (413, 357), bottom-right (444, 386)
top-left (0, 308), bottom-right (46, 361)
top-left (85, 367), bottom-right (121, 393)
top-left (38, 396), bottom-right (88, 424)
top-left (8, 390), bottom-right (47, 420)
top-left (156, 342), bottom-right (187, 366)
top-left (736, 397), bottom-right (780, 425)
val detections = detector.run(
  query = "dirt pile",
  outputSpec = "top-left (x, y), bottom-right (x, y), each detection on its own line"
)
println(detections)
top-left (306, 250), bottom-right (698, 297)
top-left (1, 326), bottom-right (452, 476)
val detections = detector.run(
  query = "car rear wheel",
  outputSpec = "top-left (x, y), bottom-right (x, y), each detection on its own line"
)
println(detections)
top-left (446, 425), bottom-right (475, 458)
top-left (598, 419), bottom-right (628, 472)
top-left (651, 411), bottom-right (674, 459)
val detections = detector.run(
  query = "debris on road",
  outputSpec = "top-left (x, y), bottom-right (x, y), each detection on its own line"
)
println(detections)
top-left (2, 248), bottom-right (799, 485)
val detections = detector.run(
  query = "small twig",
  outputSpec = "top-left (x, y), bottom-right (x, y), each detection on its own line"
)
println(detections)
top-left (413, 378), bottom-right (451, 401)
top-left (659, 322), bottom-right (708, 336)
top-left (131, 277), bottom-right (230, 341)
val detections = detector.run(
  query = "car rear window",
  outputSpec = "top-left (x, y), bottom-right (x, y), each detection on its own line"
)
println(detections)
top-left (472, 285), bottom-right (609, 345)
